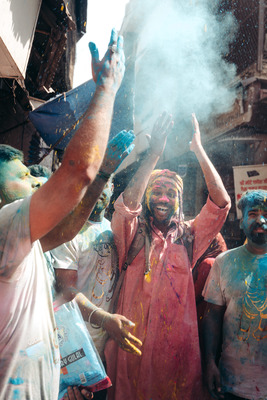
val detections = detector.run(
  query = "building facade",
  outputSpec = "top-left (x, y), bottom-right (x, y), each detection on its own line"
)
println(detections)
top-left (0, 0), bottom-right (87, 167)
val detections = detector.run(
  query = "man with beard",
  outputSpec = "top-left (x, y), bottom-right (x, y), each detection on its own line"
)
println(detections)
top-left (105, 113), bottom-right (231, 400)
top-left (203, 189), bottom-right (267, 400)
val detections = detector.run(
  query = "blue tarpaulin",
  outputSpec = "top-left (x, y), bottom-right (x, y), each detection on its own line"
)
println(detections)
top-left (29, 80), bottom-right (96, 151)
top-left (29, 75), bottom-right (135, 152)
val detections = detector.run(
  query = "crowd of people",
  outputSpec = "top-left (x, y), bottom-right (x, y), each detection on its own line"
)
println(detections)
top-left (0, 28), bottom-right (266, 400)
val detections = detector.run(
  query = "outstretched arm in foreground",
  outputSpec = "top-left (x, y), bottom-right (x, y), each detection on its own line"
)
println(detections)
top-left (191, 114), bottom-right (230, 208)
top-left (123, 112), bottom-right (173, 210)
top-left (55, 269), bottom-right (142, 356)
top-left (30, 29), bottom-right (125, 243)
top-left (203, 303), bottom-right (226, 399)
top-left (41, 130), bottom-right (135, 251)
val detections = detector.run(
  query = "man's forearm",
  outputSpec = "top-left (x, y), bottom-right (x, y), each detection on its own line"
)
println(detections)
top-left (62, 87), bottom-right (116, 183)
top-left (194, 145), bottom-right (230, 208)
top-left (41, 174), bottom-right (107, 251)
top-left (123, 151), bottom-right (159, 209)
top-left (203, 303), bottom-right (225, 365)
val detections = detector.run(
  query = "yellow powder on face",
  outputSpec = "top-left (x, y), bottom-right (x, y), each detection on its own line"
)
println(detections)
top-left (145, 170), bottom-right (183, 213)
top-left (145, 182), bottom-right (179, 213)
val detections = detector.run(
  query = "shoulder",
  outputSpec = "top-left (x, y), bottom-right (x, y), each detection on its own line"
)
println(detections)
top-left (213, 246), bottom-right (245, 274)
top-left (0, 198), bottom-right (33, 277)
top-left (102, 217), bottom-right (111, 231)
top-left (0, 197), bottom-right (30, 222)
top-left (216, 245), bottom-right (245, 261)
top-left (0, 197), bottom-right (31, 241)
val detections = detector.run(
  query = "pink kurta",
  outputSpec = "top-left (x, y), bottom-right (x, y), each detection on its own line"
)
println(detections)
top-left (105, 194), bottom-right (230, 400)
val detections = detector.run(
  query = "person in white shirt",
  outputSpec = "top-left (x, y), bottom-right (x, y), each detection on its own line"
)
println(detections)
top-left (0, 29), bottom-right (126, 400)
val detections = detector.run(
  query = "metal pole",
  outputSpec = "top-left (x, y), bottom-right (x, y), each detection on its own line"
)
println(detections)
top-left (257, 0), bottom-right (265, 72)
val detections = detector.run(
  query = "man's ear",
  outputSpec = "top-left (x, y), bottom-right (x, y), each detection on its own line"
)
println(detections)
top-left (240, 217), bottom-right (244, 230)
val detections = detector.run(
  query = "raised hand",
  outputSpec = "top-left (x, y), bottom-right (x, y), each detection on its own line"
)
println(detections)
top-left (100, 130), bottom-right (135, 176)
top-left (148, 112), bottom-right (173, 157)
top-left (101, 312), bottom-right (143, 356)
top-left (89, 29), bottom-right (125, 92)
top-left (190, 113), bottom-right (202, 153)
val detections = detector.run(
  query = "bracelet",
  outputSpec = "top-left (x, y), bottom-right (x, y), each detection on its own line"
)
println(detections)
top-left (101, 313), bottom-right (109, 330)
top-left (88, 307), bottom-right (101, 329)
top-left (97, 170), bottom-right (111, 182)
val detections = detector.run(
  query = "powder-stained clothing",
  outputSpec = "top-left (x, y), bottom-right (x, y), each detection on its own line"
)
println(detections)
top-left (203, 246), bottom-right (267, 400)
top-left (105, 194), bottom-right (230, 400)
top-left (194, 257), bottom-right (216, 333)
top-left (0, 197), bottom-right (60, 400)
top-left (52, 218), bottom-right (118, 360)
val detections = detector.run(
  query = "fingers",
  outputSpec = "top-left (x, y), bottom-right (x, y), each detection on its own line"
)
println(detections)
top-left (120, 144), bottom-right (135, 161)
top-left (89, 42), bottom-right (100, 63)
top-left (88, 42), bottom-right (100, 81)
top-left (162, 115), bottom-right (173, 136)
top-left (152, 112), bottom-right (173, 136)
top-left (117, 318), bottom-right (143, 355)
top-left (123, 337), bottom-right (142, 356)
top-left (80, 389), bottom-right (94, 399)
top-left (208, 371), bottom-right (224, 399)
top-left (108, 30), bottom-right (124, 60)
top-left (145, 134), bottom-right (151, 144)
top-left (214, 374), bottom-right (224, 399)
top-left (123, 132), bottom-right (135, 150)
top-left (109, 130), bottom-right (135, 153)
top-left (108, 28), bottom-right (118, 47)
top-left (127, 331), bottom-right (143, 347)
top-left (191, 112), bottom-right (199, 132)
top-left (118, 335), bottom-right (142, 356)
top-left (117, 35), bottom-right (124, 50)
top-left (65, 386), bottom-right (84, 400)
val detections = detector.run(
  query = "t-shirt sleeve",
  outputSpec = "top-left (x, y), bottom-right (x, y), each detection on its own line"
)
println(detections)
top-left (0, 197), bottom-right (32, 280)
top-left (111, 193), bottom-right (142, 272)
top-left (191, 196), bottom-right (230, 266)
top-left (51, 239), bottom-right (79, 271)
top-left (202, 258), bottom-right (225, 306)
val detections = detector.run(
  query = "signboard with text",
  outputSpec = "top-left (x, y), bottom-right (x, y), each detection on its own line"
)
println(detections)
top-left (233, 164), bottom-right (267, 219)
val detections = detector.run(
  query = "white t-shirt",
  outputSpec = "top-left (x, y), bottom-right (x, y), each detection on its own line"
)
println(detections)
top-left (52, 218), bottom-right (118, 360)
top-left (0, 198), bottom-right (60, 400)
top-left (203, 245), bottom-right (267, 400)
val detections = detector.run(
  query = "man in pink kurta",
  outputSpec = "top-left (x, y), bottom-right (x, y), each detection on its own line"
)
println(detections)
top-left (105, 114), bottom-right (231, 400)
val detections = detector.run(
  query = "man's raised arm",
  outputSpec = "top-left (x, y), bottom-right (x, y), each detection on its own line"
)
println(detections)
top-left (123, 113), bottom-right (173, 210)
top-left (41, 130), bottom-right (135, 252)
top-left (191, 114), bottom-right (230, 208)
top-left (30, 29), bottom-right (125, 243)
